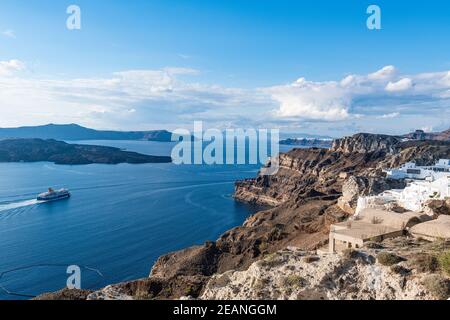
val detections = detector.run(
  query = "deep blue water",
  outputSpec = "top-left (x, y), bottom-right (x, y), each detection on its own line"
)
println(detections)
top-left (0, 140), bottom-right (292, 299)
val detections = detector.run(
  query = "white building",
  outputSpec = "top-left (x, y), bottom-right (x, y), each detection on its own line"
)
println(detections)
top-left (388, 175), bottom-right (450, 211)
top-left (356, 160), bottom-right (450, 214)
top-left (385, 159), bottom-right (450, 181)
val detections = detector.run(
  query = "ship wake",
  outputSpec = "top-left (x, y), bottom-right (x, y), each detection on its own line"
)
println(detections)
top-left (0, 199), bottom-right (44, 213)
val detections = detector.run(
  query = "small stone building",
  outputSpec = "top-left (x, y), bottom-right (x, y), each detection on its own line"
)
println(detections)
top-left (329, 209), bottom-right (429, 253)
top-left (409, 215), bottom-right (450, 241)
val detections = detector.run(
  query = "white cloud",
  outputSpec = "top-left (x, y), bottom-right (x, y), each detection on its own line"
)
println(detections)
top-left (0, 63), bottom-right (449, 134)
top-left (377, 112), bottom-right (400, 119)
top-left (368, 65), bottom-right (397, 80)
top-left (2, 30), bottom-right (16, 39)
top-left (0, 59), bottom-right (25, 76)
top-left (265, 66), bottom-right (450, 123)
top-left (421, 126), bottom-right (434, 133)
top-left (386, 78), bottom-right (413, 92)
top-left (267, 78), bottom-right (350, 121)
top-left (0, 64), bottom-right (270, 129)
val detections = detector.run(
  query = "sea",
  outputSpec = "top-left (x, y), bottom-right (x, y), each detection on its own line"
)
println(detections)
top-left (0, 140), bottom-right (293, 300)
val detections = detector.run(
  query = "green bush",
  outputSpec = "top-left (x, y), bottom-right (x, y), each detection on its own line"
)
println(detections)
top-left (258, 241), bottom-right (269, 252)
top-left (184, 286), bottom-right (196, 296)
top-left (438, 250), bottom-right (450, 276)
top-left (282, 275), bottom-right (307, 289)
top-left (376, 252), bottom-right (404, 266)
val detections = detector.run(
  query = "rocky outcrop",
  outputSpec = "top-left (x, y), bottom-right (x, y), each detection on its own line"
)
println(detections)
top-left (235, 137), bottom-right (450, 208)
top-left (85, 238), bottom-right (450, 300)
top-left (338, 176), bottom-right (406, 214)
top-left (403, 128), bottom-right (450, 142)
top-left (379, 140), bottom-right (450, 168)
top-left (33, 288), bottom-right (93, 300)
top-left (434, 129), bottom-right (450, 141)
top-left (423, 199), bottom-right (450, 218)
top-left (200, 239), bottom-right (448, 300)
top-left (235, 148), bottom-right (357, 206)
top-left (330, 133), bottom-right (400, 154)
top-left (279, 138), bottom-right (332, 149)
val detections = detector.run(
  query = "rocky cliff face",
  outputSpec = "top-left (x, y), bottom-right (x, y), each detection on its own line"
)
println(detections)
top-left (434, 129), bottom-right (450, 141)
top-left (86, 238), bottom-right (449, 300)
top-left (337, 176), bottom-right (407, 214)
top-left (200, 238), bottom-right (449, 300)
top-left (330, 133), bottom-right (401, 154)
top-left (403, 128), bottom-right (450, 142)
top-left (235, 136), bottom-right (450, 209)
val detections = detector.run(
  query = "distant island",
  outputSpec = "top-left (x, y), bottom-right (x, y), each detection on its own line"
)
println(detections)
top-left (402, 129), bottom-right (450, 141)
top-left (0, 124), bottom-right (176, 142)
top-left (0, 139), bottom-right (172, 165)
top-left (279, 138), bottom-right (333, 148)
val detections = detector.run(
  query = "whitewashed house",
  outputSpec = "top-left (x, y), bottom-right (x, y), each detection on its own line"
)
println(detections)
top-left (385, 159), bottom-right (450, 181)
top-left (355, 160), bottom-right (450, 213)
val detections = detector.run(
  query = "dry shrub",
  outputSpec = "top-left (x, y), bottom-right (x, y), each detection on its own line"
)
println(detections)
top-left (260, 253), bottom-right (285, 269)
top-left (422, 274), bottom-right (450, 300)
top-left (364, 241), bottom-right (384, 249)
top-left (303, 255), bottom-right (320, 263)
top-left (409, 253), bottom-right (439, 273)
top-left (390, 265), bottom-right (411, 275)
top-left (282, 275), bottom-right (307, 289)
top-left (253, 278), bottom-right (270, 291)
top-left (342, 249), bottom-right (359, 260)
top-left (371, 216), bottom-right (383, 225)
top-left (376, 252), bottom-right (404, 266)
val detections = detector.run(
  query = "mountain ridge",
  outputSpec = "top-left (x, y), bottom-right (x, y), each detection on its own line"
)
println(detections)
top-left (0, 124), bottom-right (174, 142)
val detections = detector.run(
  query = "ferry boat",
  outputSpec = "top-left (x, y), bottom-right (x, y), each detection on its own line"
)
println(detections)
top-left (37, 188), bottom-right (71, 202)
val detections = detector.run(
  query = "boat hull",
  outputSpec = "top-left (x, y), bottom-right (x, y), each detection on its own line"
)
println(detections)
top-left (37, 192), bottom-right (71, 202)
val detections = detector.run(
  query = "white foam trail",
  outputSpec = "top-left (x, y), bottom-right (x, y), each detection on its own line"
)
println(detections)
top-left (0, 199), bottom-right (43, 212)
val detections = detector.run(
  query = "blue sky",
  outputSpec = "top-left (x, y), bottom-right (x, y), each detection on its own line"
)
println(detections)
top-left (0, 0), bottom-right (449, 136)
